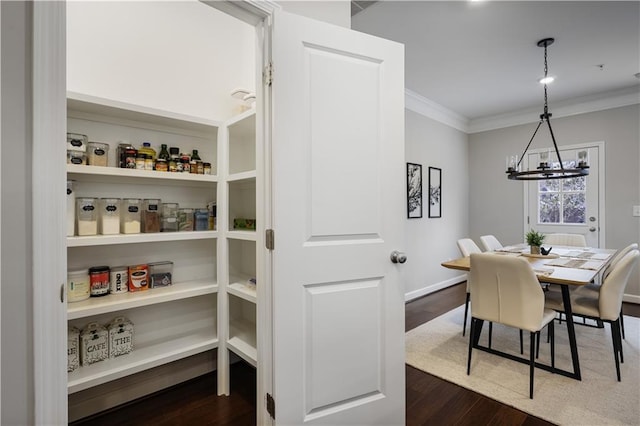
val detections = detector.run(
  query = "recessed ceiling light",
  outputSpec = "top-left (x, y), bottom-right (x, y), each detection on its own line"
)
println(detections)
top-left (539, 76), bottom-right (555, 84)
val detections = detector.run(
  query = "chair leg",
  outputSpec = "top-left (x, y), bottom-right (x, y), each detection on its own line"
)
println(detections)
top-left (549, 321), bottom-right (555, 371)
top-left (620, 308), bottom-right (625, 340)
top-left (463, 292), bottom-right (470, 336)
top-left (610, 320), bottom-right (621, 382)
top-left (519, 329), bottom-right (523, 354)
top-left (529, 331), bottom-right (535, 399)
top-left (488, 321), bottom-right (493, 349)
top-left (467, 318), bottom-right (475, 375)
top-left (615, 318), bottom-right (624, 364)
top-left (536, 331), bottom-right (541, 359)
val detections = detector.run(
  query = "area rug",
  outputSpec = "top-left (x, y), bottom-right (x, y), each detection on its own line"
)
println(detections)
top-left (406, 305), bottom-right (640, 425)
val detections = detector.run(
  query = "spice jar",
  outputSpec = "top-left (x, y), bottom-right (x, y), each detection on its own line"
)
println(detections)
top-left (135, 153), bottom-right (146, 170)
top-left (99, 198), bottom-right (120, 235)
top-left (155, 158), bottom-right (168, 172)
top-left (203, 162), bottom-right (211, 175)
top-left (121, 198), bottom-right (141, 234)
top-left (142, 198), bottom-right (161, 233)
top-left (88, 265), bottom-right (110, 297)
top-left (76, 197), bottom-right (98, 236)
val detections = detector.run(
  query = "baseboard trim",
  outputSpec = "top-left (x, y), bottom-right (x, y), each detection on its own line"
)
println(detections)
top-left (623, 294), bottom-right (640, 305)
top-left (405, 275), bottom-right (466, 302)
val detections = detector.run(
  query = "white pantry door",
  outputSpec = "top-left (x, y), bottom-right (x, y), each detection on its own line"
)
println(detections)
top-left (271, 10), bottom-right (406, 426)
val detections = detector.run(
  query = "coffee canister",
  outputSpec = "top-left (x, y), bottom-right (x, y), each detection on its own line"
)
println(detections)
top-left (67, 269), bottom-right (90, 302)
top-left (109, 266), bottom-right (129, 295)
top-left (68, 326), bottom-right (80, 372)
top-left (89, 265), bottom-right (110, 297)
top-left (128, 264), bottom-right (149, 292)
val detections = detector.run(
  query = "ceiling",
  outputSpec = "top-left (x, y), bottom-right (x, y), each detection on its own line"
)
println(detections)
top-left (351, 1), bottom-right (640, 125)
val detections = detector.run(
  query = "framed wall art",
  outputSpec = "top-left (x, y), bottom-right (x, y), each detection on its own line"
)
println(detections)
top-left (428, 167), bottom-right (441, 218)
top-left (407, 163), bottom-right (422, 218)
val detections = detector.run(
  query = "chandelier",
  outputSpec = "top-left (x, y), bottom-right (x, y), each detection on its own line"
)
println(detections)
top-left (506, 38), bottom-right (590, 181)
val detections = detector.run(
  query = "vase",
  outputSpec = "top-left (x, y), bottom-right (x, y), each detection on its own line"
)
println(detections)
top-left (530, 245), bottom-right (540, 255)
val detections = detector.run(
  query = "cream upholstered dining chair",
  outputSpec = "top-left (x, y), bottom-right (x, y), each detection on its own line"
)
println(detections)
top-left (467, 253), bottom-right (556, 399)
top-left (480, 235), bottom-right (503, 252)
top-left (583, 243), bottom-right (639, 338)
top-left (544, 233), bottom-right (587, 247)
top-left (457, 238), bottom-right (483, 336)
top-left (545, 249), bottom-right (639, 381)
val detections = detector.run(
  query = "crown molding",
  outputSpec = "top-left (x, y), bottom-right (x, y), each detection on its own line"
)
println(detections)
top-left (405, 86), bottom-right (640, 135)
top-left (405, 89), bottom-right (469, 133)
top-left (468, 86), bottom-right (640, 134)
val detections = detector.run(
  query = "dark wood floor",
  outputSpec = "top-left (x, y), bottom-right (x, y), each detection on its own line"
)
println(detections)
top-left (72, 282), bottom-right (640, 425)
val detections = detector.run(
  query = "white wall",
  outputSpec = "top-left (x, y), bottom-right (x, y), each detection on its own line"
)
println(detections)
top-left (67, 1), bottom-right (255, 121)
top-left (469, 105), bottom-right (640, 300)
top-left (1, 2), bottom-right (33, 424)
top-left (278, 1), bottom-right (351, 28)
top-left (403, 110), bottom-right (469, 300)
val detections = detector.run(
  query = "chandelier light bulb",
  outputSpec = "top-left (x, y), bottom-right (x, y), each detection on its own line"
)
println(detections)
top-left (539, 76), bottom-right (555, 84)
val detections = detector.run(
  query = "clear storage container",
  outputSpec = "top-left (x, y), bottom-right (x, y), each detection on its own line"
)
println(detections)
top-left (177, 208), bottom-right (194, 231)
top-left (67, 133), bottom-right (87, 152)
top-left (194, 208), bottom-right (209, 231)
top-left (161, 217), bottom-right (178, 232)
top-left (149, 261), bottom-right (173, 288)
top-left (87, 142), bottom-right (109, 166)
top-left (99, 198), bottom-right (120, 235)
top-left (76, 197), bottom-right (98, 236)
top-left (121, 198), bottom-right (141, 234)
top-left (142, 198), bottom-right (161, 233)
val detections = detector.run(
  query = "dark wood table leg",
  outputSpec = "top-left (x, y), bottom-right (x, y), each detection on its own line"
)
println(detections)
top-left (560, 284), bottom-right (581, 380)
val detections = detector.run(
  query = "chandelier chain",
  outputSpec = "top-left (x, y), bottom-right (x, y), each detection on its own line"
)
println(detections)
top-left (543, 43), bottom-right (549, 115)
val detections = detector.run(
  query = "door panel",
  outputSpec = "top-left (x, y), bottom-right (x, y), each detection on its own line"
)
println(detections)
top-left (526, 145), bottom-right (601, 247)
top-left (272, 10), bottom-right (405, 426)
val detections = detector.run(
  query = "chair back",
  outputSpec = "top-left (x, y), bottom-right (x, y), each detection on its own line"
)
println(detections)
top-left (599, 250), bottom-right (639, 320)
top-left (544, 233), bottom-right (587, 247)
top-left (457, 238), bottom-right (482, 257)
top-left (603, 243), bottom-right (638, 280)
top-left (469, 253), bottom-right (544, 332)
top-left (480, 235), bottom-right (503, 252)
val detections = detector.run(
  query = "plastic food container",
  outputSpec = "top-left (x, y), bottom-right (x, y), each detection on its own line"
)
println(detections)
top-left (67, 133), bottom-right (87, 152)
top-left (194, 208), bottom-right (209, 231)
top-left (67, 269), bottom-right (90, 302)
top-left (89, 265), bottom-right (110, 297)
top-left (76, 197), bottom-right (98, 236)
top-left (121, 198), bottom-right (141, 234)
top-left (142, 199), bottom-right (161, 233)
top-left (149, 261), bottom-right (173, 288)
top-left (161, 217), bottom-right (178, 232)
top-left (99, 198), bottom-right (120, 235)
top-left (87, 142), bottom-right (109, 167)
top-left (178, 208), bottom-right (194, 231)
top-left (109, 266), bottom-right (129, 295)
top-left (67, 149), bottom-right (87, 165)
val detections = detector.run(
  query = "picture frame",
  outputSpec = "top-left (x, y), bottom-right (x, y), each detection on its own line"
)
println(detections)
top-left (428, 167), bottom-right (442, 218)
top-left (407, 163), bottom-right (422, 218)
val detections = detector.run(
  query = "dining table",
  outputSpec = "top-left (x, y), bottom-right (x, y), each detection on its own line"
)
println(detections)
top-left (441, 243), bottom-right (618, 381)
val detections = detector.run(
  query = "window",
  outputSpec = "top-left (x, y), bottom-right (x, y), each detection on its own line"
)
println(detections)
top-left (538, 160), bottom-right (586, 224)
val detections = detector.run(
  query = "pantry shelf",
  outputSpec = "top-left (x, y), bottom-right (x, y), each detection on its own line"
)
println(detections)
top-left (67, 280), bottom-right (218, 320)
top-left (67, 230), bottom-right (218, 247)
top-left (68, 330), bottom-right (218, 394)
top-left (227, 170), bottom-right (256, 182)
top-left (67, 164), bottom-right (217, 186)
top-left (227, 278), bottom-right (257, 304)
top-left (226, 230), bottom-right (256, 241)
top-left (227, 334), bottom-right (257, 368)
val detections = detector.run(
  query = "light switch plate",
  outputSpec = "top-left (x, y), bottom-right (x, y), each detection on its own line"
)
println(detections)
top-left (633, 205), bottom-right (640, 217)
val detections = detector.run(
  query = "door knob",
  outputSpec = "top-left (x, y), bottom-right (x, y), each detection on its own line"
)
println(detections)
top-left (589, 227), bottom-right (596, 232)
top-left (390, 251), bottom-right (407, 264)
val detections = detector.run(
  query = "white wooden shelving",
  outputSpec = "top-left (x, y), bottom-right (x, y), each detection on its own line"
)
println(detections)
top-left (68, 280), bottom-right (218, 320)
top-left (66, 93), bottom-right (220, 398)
